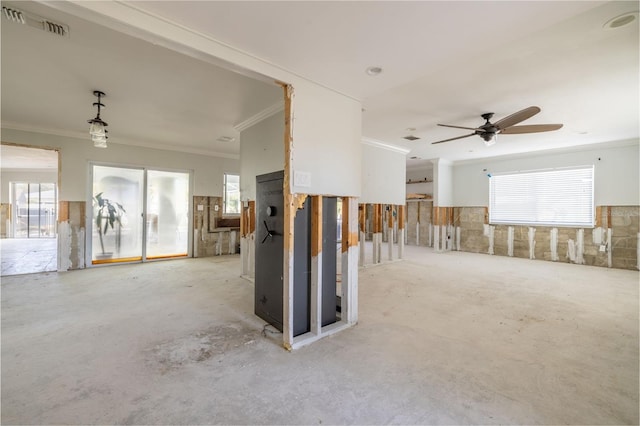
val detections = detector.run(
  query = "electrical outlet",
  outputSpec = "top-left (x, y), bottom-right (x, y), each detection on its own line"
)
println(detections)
top-left (599, 244), bottom-right (606, 252)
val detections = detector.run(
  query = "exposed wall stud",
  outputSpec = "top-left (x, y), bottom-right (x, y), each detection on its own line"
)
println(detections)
top-left (310, 196), bottom-right (323, 335)
top-left (398, 205), bottom-right (405, 259)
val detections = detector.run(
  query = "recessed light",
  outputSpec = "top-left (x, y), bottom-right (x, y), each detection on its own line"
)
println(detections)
top-left (366, 66), bottom-right (383, 76)
top-left (604, 12), bottom-right (638, 29)
top-left (403, 135), bottom-right (420, 141)
top-left (217, 136), bottom-right (236, 143)
top-left (410, 156), bottom-right (420, 160)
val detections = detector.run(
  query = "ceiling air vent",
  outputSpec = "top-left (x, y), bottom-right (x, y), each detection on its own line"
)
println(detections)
top-left (403, 135), bottom-right (420, 141)
top-left (2, 5), bottom-right (69, 37)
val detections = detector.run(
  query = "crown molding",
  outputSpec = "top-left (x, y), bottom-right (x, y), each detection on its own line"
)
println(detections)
top-left (1, 122), bottom-right (240, 160)
top-left (451, 138), bottom-right (640, 166)
top-left (233, 102), bottom-right (284, 132)
top-left (361, 137), bottom-right (411, 155)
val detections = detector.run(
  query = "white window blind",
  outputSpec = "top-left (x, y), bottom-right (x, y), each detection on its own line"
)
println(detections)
top-left (489, 166), bottom-right (594, 227)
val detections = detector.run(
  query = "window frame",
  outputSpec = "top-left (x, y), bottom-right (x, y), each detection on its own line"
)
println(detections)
top-left (223, 173), bottom-right (241, 216)
top-left (489, 165), bottom-right (595, 228)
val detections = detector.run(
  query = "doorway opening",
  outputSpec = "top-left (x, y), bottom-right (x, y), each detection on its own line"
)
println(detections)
top-left (0, 144), bottom-right (59, 276)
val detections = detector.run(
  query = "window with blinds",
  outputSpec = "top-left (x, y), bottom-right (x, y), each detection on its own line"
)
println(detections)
top-left (489, 166), bottom-right (594, 227)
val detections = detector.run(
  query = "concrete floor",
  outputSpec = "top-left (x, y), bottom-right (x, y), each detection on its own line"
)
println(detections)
top-left (1, 246), bottom-right (638, 424)
top-left (1, 238), bottom-right (57, 276)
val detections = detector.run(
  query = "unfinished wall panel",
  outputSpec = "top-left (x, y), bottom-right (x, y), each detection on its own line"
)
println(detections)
top-left (58, 200), bottom-right (85, 271)
top-left (454, 205), bottom-right (639, 270)
top-left (193, 196), bottom-right (238, 257)
top-left (1, 203), bottom-right (11, 238)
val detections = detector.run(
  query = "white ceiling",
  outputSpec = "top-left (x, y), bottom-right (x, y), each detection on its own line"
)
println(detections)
top-left (1, 1), bottom-right (638, 170)
top-left (1, 1), bottom-right (282, 158)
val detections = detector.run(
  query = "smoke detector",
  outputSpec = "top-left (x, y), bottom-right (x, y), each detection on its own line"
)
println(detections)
top-left (2, 5), bottom-right (69, 37)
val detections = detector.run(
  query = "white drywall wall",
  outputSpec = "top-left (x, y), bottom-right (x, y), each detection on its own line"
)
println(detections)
top-left (289, 84), bottom-right (362, 196)
top-left (240, 110), bottom-right (285, 201)
top-left (54, 1), bottom-right (363, 198)
top-left (2, 129), bottom-right (237, 201)
top-left (406, 167), bottom-right (433, 197)
top-left (1, 170), bottom-right (59, 203)
top-left (452, 140), bottom-right (640, 206)
top-left (360, 140), bottom-right (407, 205)
top-left (433, 159), bottom-right (453, 206)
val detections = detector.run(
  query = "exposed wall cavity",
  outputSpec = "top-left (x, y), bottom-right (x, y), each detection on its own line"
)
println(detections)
top-left (454, 205), bottom-right (639, 270)
top-left (58, 201), bottom-right (85, 270)
top-left (193, 196), bottom-right (239, 257)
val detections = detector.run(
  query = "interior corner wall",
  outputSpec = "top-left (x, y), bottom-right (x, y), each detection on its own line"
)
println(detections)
top-left (1, 128), bottom-right (237, 201)
top-left (289, 84), bottom-right (362, 197)
top-left (360, 142), bottom-right (406, 204)
top-left (239, 110), bottom-right (285, 201)
top-left (1, 170), bottom-right (59, 203)
top-left (433, 159), bottom-right (453, 206)
top-left (452, 141), bottom-right (640, 206)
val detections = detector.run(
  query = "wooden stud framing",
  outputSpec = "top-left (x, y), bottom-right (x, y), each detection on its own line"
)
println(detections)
top-left (342, 197), bottom-right (359, 324)
top-left (277, 82), bottom-right (358, 350)
top-left (398, 204), bottom-right (405, 259)
top-left (59, 201), bottom-right (69, 223)
top-left (310, 196), bottom-right (323, 335)
top-left (607, 206), bottom-right (612, 229)
top-left (280, 82), bottom-right (295, 350)
top-left (595, 206), bottom-right (602, 228)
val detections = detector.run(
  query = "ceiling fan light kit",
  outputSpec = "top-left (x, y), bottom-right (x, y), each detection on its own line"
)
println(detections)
top-left (431, 106), bottom-right (563, 146)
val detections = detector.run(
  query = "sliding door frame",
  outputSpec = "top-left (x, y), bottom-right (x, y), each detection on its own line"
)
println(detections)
top-left (87, 162), bottom-right (193, 267)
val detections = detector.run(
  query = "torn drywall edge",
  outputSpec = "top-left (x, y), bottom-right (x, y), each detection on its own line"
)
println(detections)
top-left (488, 225), bottom-right (495, 255)
top-left (576, 229), bottom-right (585, 265)
top-left (77, 227), bottom-right (85, 269)
top-left (607, 228), bottom-right (612, 268)
top-left (567, 239), bottom-right (576, 262)
top-left (637, 232), bottom-right (639, 270)
top-left (507, 226), bottom-right (514, 257)
top-left (359, 230), bottom-right (365, 266)
top-left (57, 221), bottom-right (71, 271)
top-left (550, 228), bottom-right (558, 261)
top-left (456, 226), bottom-right (461, 251)
top-left (593, 227), bottom-right (603, 245)
top-left (528, 227), bottom-right (536, 260)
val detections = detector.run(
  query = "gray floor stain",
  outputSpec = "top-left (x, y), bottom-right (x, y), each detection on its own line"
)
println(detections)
top-left (147, 323), bottom-right (259, 373)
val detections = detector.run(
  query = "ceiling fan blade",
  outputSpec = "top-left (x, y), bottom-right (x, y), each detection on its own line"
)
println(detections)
top-left (494, 106), bottom-right (541, 130)
top-left (438, 123), bottom-right (482, 131)
top-left (431, 133), bottom-right (476, 144)
top-left (500, 124), bottom-right (563, 134)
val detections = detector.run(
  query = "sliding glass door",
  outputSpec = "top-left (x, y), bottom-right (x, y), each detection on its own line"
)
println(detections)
top-left (91, 165), bottom-right (190, 265)
top-left (146, 170), bottom-right (190, 259)
top-left (92, 165), bottom-right (144, 264)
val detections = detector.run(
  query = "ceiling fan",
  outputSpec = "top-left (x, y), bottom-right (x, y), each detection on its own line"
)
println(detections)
top-left (431, 106), bottom-right (562, 146)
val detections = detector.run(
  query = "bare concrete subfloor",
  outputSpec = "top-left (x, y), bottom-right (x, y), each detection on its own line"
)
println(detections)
top-left (1, 246), bottom-right (638, 425)
top-left (1, 237), bottom-right (57, 276)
